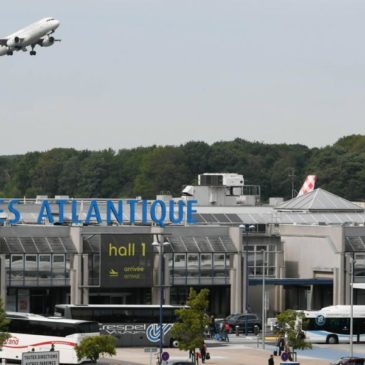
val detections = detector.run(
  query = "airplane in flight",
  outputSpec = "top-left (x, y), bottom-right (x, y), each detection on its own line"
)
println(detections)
top-left (0, 17), bottom-right (60, 57)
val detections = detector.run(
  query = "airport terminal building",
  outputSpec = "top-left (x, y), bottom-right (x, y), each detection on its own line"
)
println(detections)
top-left (1, 173), bottom-right (365, 318)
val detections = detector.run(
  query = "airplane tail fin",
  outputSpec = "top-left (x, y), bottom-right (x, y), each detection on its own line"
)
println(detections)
top-left (297, 175), bottom-right (317, 197)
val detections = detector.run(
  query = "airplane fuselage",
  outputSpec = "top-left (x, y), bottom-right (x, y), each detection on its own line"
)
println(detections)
top-left (0, 17), bottom-right (60, 56)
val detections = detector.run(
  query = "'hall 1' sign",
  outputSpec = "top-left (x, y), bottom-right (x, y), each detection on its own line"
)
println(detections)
top-left (100, 234), bottom-right (153, 288)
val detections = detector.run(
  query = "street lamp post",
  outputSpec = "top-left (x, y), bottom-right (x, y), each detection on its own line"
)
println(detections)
top-left (153, 237), bottom-right (170, 364)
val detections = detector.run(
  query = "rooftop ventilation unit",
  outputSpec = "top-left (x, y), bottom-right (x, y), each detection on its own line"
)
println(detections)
top-left (198, 173), bottom-right (244, 187)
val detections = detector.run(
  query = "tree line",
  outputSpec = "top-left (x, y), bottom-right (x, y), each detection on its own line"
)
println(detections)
top-left (1, 134), bottom-right (365, 202)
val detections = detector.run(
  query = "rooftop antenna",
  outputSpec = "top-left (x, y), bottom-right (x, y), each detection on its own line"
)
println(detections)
top-left (288, 168), bottom-right (296, 199)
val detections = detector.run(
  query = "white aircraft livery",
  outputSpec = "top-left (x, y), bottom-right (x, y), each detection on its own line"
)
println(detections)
top-left (0, 17), bottom-right (60, 56)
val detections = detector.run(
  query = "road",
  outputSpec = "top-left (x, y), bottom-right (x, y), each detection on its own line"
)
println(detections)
top-left (98, 334), bottom-right (365, 365)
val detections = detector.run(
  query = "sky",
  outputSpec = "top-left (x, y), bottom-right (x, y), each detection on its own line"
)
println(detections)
top-left (1, 0), bottom-right (365, 155)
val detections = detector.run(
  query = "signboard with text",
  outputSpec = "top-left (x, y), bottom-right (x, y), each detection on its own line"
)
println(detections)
top-left (22, 351), bottom-right (59, 365)
top-left (100, 234), bottom-right (153, 288)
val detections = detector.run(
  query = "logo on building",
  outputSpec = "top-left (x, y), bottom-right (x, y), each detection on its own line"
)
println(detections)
top-left (146, 324), bottom-right (173, 343)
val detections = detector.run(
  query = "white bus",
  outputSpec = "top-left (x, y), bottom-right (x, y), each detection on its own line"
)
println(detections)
top-left (303, 305), bottom-right (365, 344)
top-left (54, 304), bottom-right (185, 347)
top-left (1, 312), bottom-right (100, 364)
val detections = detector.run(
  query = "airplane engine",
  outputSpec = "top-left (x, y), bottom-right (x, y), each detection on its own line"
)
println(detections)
top-left (7, 36), bottom-right (21, 47)
top-left (39, 36), bottom-right (55, 47)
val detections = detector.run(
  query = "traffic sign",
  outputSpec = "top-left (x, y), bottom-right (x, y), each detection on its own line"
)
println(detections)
top-left (161, 352), bottom-right (169, 361)
top-left (280, 352), bottom-right (289, 361)
top-left (22, 351), bottom-right (59, 365)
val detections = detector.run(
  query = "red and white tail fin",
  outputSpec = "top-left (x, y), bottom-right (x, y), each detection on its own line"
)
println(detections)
top-left (297, 175), bottom-right (317, 197)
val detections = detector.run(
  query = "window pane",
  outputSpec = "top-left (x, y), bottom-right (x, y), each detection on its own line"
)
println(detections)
top-left (201, 254), bottom-right (212, 268)
top-left (25, 255), bottom-right (37, 284)
top-left (11, 255), bottom-right (23, 283)
top-left (38, 255), bottom-right (51, 284)
top-left (187, 254), bottom-right (198, 268)
top-left (174, 254), bottom-right (186, 267)
top-left (53, 254), bottom-right (66, 283)
top-left (214, 254), bottom-right (225, 269)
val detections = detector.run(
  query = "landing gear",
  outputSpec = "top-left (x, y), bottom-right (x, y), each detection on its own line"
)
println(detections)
top-left (29, 44), bottom-right (36, 56)
top-left (6, 50), bottom-right (13, 56)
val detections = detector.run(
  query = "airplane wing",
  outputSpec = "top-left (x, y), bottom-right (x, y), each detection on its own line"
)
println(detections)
top-left (0, 37), bottom-right (25, 46)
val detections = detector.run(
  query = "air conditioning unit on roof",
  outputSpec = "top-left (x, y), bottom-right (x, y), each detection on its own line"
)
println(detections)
top-left (198, 173), bottom-right (244, 187)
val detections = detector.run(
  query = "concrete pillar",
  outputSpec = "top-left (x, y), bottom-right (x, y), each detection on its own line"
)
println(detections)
top-left (306, 286), bottom-right (313, 310)
top-left (232, 254), bottom-right (242, 314)
top-left (229, 227), bottom-right (243, 314)
top-left (70, 227), bottom-right (83, 304)
top-left (339, 252), bottom-right (346, 304)
top-left (230, 268), bottom-right (236, 314)
top-left (82, 254), bottom-right (89, 304)
top-left (0, 255), bottom-right (6, 307)
top-left (278, 266), bottom-right (285, 312)
top-left (333, 267), bottom-right (339, 305)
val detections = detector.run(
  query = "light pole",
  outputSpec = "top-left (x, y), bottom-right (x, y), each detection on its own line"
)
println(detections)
top-left (152, 237), bottom-right (170, 364)
top-left (241, 224), bottom-right (255, 336)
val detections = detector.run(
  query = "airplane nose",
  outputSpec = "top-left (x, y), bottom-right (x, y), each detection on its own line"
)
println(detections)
top-left (54, 20), bottom-right (60, 28)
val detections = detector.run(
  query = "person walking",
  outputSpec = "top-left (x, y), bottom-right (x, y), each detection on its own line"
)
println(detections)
top-left (200, 342), bottom-right (207, 363)
top-left (268, 354), bottom-right (274, 365)
top-left (222, 322), bottom-right (230, 342)
top-left (209, 315), bottom-right (216, 338)
top-left (277, 336), bottom-right (285, 356)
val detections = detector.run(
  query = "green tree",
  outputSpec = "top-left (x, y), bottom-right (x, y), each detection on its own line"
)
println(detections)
top-left (170, 288), bottom-right (210, 363)
top-left (133, 146), bottom-right (190, 198)
top-left (78, 149), bottom-right (116, 197)
top-left (75, 335), bottom-right (116, 363)
top-left (0, 297), bottom-right (10, 346)
top-left (274, 309), bottom-right (311, 360)
top-left (30, 149), bottom-right (77, 196)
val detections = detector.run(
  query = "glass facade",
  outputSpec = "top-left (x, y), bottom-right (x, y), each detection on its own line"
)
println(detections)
top-left (247, 243), bottom-right (277, 277)
top-left (88, 253), bottom-right (100, 286)
top-left (169, 253), bottom-right (231, 285)
top-left (5, 254), bottom-right (71, 287)
top-left (354, 253), bottom-right (365, 283)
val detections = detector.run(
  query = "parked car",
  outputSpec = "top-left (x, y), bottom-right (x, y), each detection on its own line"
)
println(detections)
top-left (224, 313), bottom-right (262, 333)
top-left (214, 314), bottom-right (239, 331)
top-left (330, 357), bottom-right (365, 365)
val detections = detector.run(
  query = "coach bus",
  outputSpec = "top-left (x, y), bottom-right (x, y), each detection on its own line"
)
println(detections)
top-left (54, 304), bottom-right (184, 347)
top-left (1, 312), bottom-right (100, 364)
top-left (302, 305), bottom-right (365, 344)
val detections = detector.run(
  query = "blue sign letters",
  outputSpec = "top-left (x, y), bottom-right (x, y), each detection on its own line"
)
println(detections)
top-left (0, 198), bottom-right (197, 227)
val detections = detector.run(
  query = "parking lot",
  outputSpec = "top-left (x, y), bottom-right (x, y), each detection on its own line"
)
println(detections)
top-left (98, 334), bottom-right (365, 365)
